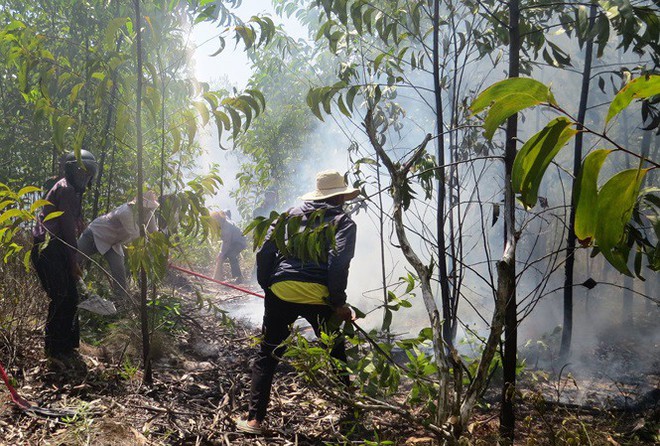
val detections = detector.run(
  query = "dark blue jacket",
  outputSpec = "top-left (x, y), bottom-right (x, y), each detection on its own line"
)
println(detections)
top-left (256, 201), bottom-right (357, 307)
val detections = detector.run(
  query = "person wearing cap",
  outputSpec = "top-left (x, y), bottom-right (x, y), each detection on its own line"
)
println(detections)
top-left (236, 169), bottom-right (358, 434)
top-left (211, 210), bottom-right (247, 283)
top-left (76, 191), bottom-right (160, 313)
top-left (31, 150), bottom-right (97, 369)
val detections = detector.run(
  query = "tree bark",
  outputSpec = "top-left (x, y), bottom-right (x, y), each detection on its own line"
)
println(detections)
top-left (134, 0), bottom-right (152, 385)
top-left (560, 2), bottom-right (597, 360)
top-left (500, 0), bottom-right (520, 442)
top-left (433, 0), bottom-right (454, 345)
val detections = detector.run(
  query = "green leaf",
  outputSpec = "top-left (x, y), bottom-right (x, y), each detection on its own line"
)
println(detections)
top-left (226, 107), bottom-right (242, 139)
top-left (208, 35), bottom-right (226, 57)
top-left (471, 78), bottom-right (557, 114)
top-left (43, 211), bottom-right (64, 222)
top-left (73, 125), bottom-right (86, 154)
top-left (193, 101), bottom-right (210, 126)
top-left (595, 168), bottom-right (648, 275)
top-left (30, 199), bottom-right (50, 213)
top-left (245, 89), bottom-right (266, 112)
top-left (69, 82), bottom-right (85, 105)
top-left (606, 75), bottom-right (660, 124)
top-left (18, 186), bottom-right (41, 197)
top-left (381, 307), bottom-right (392, 331)
top-left (574, 149), bottom-right (611, 243)
top-left (512, 117), bottom-right (577, 208)
top-left (23, 249), bottom-right (31, 271)
top-left (471, 78), bottom-right (557, 140)
top-left (0, 208), bottom-right (22, 225)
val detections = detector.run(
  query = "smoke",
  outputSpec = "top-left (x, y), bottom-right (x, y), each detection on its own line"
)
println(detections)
top-left (186, 1), bottom-right (660, 406)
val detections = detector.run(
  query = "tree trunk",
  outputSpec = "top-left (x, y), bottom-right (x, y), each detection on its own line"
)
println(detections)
top-left (91, 75), bottom-right (119, 219)
top-left (560, 3), bottom-right (597, 360)
top-left (92, 27), bottom-right (123, 219)
top-left (500, 0), bottom-right (520, 442)
top-left (640, 130), bottom-right (653, 312)
top-left (376, 156), bottom-right (390, 337)
top-left (433, 0), bottom-right (454, 345)
top-left (134, 0), bottom-right (152, 385)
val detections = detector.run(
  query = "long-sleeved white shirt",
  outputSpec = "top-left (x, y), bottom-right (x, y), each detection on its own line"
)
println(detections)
top-left (88, 203), bottom-right (157, 256)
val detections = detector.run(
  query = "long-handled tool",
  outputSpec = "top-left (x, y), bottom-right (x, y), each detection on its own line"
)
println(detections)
top-left (168, 264), bottom-right (401, 367)
top-left (0, 360), bottom-right (76, 417)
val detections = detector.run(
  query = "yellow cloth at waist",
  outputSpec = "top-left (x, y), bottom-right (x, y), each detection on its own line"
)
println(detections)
top-left (270, 280), bottom-right (329, 305)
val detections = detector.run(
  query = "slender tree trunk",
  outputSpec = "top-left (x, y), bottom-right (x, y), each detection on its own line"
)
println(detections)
top-left (640, 130), bottom-right (653, 312)
top-left (376, 157), bottom-right (390, 337)
top-left (104, 143), bottom-right (117, 214)
top-left (93, 27), bottom-right (123, 219)
top-left (560, 3), bottom-right (597, 360)
top-left (92, 76), bottom-right (119, 219)
top-left (621, 108), bottom-right (635, 325)
top-left (500, 0), bottom-right (520, 442)
top-left (134, 0), bottom-right (152, 385)
top-left (433, 0), bottom-right (454, 345)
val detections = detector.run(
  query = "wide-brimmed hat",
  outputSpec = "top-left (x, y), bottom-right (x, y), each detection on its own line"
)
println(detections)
top-left (300, 170), bottom-right (360, 201)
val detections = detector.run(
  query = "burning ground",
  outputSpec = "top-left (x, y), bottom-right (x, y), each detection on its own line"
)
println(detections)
top-left (0, 269), bottom-right (657, 445)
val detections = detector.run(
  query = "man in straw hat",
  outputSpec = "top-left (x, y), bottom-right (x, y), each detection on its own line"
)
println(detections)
top-left (76, 190), bottom-right (160, 314)
top-left (236, 170), bottom-right (359, 434)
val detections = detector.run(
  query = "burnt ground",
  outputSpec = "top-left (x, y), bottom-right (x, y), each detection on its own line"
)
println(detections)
top-left (0, 270), bottom-right (657, 445)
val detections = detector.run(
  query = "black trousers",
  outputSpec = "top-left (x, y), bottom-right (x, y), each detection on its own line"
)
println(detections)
top-left (31, 239), bottom-right (80, 356)
top-left (248, 289), bottom-right (347, 422)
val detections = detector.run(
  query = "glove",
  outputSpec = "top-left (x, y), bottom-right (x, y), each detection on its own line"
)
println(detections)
top-left (334, 305), bottom-right (353, 322)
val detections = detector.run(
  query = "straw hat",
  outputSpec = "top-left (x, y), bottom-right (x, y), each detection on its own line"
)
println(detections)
top-left (300, 170), bottom-right (359, 201)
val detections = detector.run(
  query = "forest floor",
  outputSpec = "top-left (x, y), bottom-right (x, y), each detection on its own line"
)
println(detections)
top-left (0, 269), bottom-right (657, 445)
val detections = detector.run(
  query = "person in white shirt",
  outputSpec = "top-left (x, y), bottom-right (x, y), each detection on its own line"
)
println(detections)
top-left (211, 210), bottom-right (247, 283)
top-left (77, 191), bottom-right (159, 312)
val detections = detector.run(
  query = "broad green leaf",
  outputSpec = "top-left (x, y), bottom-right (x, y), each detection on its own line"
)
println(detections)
top-left (512, 117), bottom-right (577, 208)
top-left (69, 82), bottom-right (85, 104)
top-left (43, 211), bottom-right (64, 222)
top-left (306, 88), bottom-right (325, 121)
top-left (0, 208), bottom-right (22, 225)
top-left (0, 200), bottom-right (14, 212)
top-left (193, 101), bottom-right (210, 126)
top-left (595, 168), bottom-right (648, 275)
top-left (73, 126), bottom-right (86, 154)
top-left (170, 125), bottom-right (182, 154)
top-left (382, 307), bottom-right (392, 331)
top-left (226, 107), bottom-right (242, 139)
top-left (30, 199), bottom-right (50, 213)
top-left (471, 78), bottom-right (557, 114)
top-left (18, 186), bottom-right (41, 197)
top-left (574, 149), bottom-right (611, 242)
top-left (245, 89), bottom-right (266, 111)
top-left (606, 75), bottom-right (660, 124)
top-left (482, 93), bottom-right (551, 140)
top-left (209, 36), bottom-right (226, 57)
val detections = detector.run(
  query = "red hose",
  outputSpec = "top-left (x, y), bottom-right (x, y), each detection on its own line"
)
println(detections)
top-left (169, 264), bottom-right (264, 299)
top-left (0, 360), bottom-right (32, 410)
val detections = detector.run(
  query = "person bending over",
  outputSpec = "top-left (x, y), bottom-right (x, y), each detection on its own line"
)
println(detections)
top-left (76, 191), bottom-right (159, 314)
top-left (211, 210), bottom-right (247, 283)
